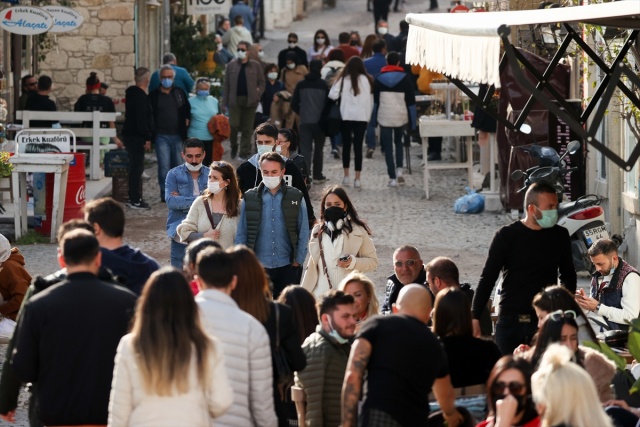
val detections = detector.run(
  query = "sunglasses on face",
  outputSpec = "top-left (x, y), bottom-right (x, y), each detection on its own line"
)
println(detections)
top-left (394, 259), bottom-right (418, 268)
top-left (237, 49), bottom-right (247, 53)
top-left (548, 309), bottom-right (576, 321)
top-left (492, 381), bottom-right (525, 396)
top-left (27, 82), bottom-right (37, 86)
top-left (213, 161), bottom-right (228, 168)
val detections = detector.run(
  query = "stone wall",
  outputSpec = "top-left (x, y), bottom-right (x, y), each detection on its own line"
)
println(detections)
top-left (40, 0), bottom-right (135, 112)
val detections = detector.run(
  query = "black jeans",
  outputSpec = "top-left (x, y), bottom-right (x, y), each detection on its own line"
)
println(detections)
top-left (341, 121), bottom-right (368, 171)
top-left (124, 137), bottom-right (145, 203)
top-left (299, 123), bottom-right (326, 178)
top-left (495, 314), bottom-right (538, 355)
top-left (265, 264), bottom-right (302, 299)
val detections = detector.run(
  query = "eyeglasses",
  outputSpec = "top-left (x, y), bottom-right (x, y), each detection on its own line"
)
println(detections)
top-left (548, 309), bottom-right (576, 321)
top-left (394, 259), bottom-right (418, 268)
top-left (492, 381), bottom-right (525, 396)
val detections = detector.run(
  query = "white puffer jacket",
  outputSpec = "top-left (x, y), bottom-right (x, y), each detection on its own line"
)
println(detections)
top-left (196, 289), bottom-right (278, 427)
top-left (108, 334), bottom-right (233, 427)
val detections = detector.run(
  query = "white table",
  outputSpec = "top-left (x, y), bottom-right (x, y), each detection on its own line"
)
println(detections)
top-left (419, 118), bottom-right (476, 199)
top-left (10, 154), bottom-right (74, 242)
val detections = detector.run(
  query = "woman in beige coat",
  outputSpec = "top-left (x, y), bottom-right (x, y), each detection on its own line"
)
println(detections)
top-left (177, 161), bottom-right (240, 249)
top-left (301, 185), bottom-right (378, 298)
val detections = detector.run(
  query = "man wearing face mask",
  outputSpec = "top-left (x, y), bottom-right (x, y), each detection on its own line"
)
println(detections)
top-left (149, 64), bottom-right (191, 202)
top-left (295, 290), bottom-right (357, 427)
top-left (471, 182), bottom-right (576, 354)
top-left (575, 238), bottom-right (640, 331)
top-left (235, 152), bottom-right (310, 299)
top-left (164, 138), bottom-right (210, 268)
top-left (277, 32), bottom-right (308, 71)
top-left (236, 122), bottom-right (315, 228)
top-left (376, 20), bottom-right (395, 48)
top-left (214, 34), bottom-right (234, 66)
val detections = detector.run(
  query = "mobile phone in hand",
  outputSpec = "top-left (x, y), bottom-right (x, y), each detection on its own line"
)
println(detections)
top-left (339, 255), bottom-right (350, 262)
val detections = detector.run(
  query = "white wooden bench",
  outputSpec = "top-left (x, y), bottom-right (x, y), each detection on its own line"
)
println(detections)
top-left (16, 111), bottom-right (121, 181)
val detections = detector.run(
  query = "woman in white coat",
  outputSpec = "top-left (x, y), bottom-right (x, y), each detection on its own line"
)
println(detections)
top-left (108, 268), bottom-right (232, 426)
top-left (301, 185), bottom-right (378, 298)
top-left (328, 56), bottom-right (373, 188)
top-left (177, 161), bottom-right (240, 249)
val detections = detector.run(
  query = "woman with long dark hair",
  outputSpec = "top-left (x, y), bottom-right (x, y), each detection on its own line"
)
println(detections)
top-left (177, 161), bottom-right (240, 249)
top-left (108, 268), bottom-right (232, 425)
top-left (301, 185), bottom-right (378, 298)
top-left (328, 56), bottom-right (373, 187)
top-left (277, 285), bottom-right (319, 345)
top-left (307, 29), bottom-right (333, 62)
top-left (228, 245), bottom-right (306, 427)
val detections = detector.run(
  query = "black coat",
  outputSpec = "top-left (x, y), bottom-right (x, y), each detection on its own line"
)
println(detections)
top-left (149, 87), bottom-right (191, 140)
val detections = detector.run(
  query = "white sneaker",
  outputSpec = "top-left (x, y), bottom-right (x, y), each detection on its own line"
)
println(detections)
top-left (342, 176), bottom-right (350, 186)
top-left (141, 171), bottom-right (150, 180)
top-left (396, 168), bottom-right (405, 184)
top-left (388, 179), bottom-right (398, 187)
top-left (354, 179), bottom-right (361, 188)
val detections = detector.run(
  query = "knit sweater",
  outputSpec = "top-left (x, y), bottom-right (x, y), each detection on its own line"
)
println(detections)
top-left (295, 326), bottom-right (351, 427)
top-left (301, 224), bottom-right (378, 298)
top-left (0, 248), bottom-right (31, 320)
top-left (176, 195), bottom-right (239, 249)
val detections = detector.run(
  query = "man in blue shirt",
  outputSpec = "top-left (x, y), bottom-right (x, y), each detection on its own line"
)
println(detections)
top-left (229, 0), bottom-right (255, 33)
top-left (165, 138), bottom-right (210, 268)
top-left (149, 53), bottom-right (195, 94)
top-left (235, 152), bottom-right (310, 299)
top-left (364, 39), bottom-right (387, 158)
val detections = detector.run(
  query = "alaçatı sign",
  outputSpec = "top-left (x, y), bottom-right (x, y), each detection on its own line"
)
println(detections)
top-left (0, 5), bottom-right (83, 35)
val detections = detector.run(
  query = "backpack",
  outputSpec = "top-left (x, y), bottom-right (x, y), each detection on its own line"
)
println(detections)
top-left (324, 66), bottom-right (340, 85)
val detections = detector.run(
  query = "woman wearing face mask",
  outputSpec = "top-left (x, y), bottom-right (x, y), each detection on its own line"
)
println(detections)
top-left (301, 185), bottom-right (378, 298)
top-left (177, 161), bottom-right (241, 249)
top-left (260, 64), bottom-right (284, 124)
top-left (188, 79), bottom-right (219, 166)
top-left (478, 356), bottom-right (540, 427)
top-left (308, 29), bottom-right (333, 62)
top-left (349, 31), bottom-right (363, 54)
top-left (277, 128), bottom-right (309, 188)
top-left (280, 52), bottom-right (308, 95)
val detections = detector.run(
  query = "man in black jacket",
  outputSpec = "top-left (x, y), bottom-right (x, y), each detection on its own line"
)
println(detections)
top-left (122, 67), bottom-right (154, 209)
top-left (381, 245), bottom-right (428, 314)
top-left (291, 60), bottom-right (328, 182)
top-left (10, 229), bottom-right (137, 427)
top-left (149, 64), bottom-right (191, 202)
top-left (277, 32), bottom-right (308, 71)
top-left (24, 75), bottom-right (57, 128)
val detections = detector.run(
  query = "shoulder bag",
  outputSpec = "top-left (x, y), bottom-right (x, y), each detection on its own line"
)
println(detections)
top-left (274, 303), bottom-right (294, 401)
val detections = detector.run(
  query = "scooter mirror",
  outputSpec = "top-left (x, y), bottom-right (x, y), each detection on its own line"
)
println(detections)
top-left (519, 124), bottom-right (532, 134)
top-left (511, 169), bottom-right (525, 181)
top-left (567, 140), bottom-right (581, 154)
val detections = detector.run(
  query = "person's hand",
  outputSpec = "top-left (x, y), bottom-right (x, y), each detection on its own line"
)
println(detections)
top-left (170, 191), bottom-right (179, 197)
top-left (336, 255), bottom-right (351, 269)
top-left (204, 229), bottom-right (220, 240)
top-left (144, 140), bottom-right (151, 151)
top-left (115, 137), bottom-right (124, 149)
top-left (514, 344), bottom-right (530, 356)
top-left (472, 319), bottom-right (481, 337)
top-left (575, 291), bottom-right (598, 311)
top-left (292, 261), bottom-right (300, 267)
top-left (604, 399), bottom-right (630, 410)
top-left (0, 410), bottom-right (16, 422)
top-left (443, 409), bottom-right (464, 427)
top-left (495, 395), bottom-right (519, 427)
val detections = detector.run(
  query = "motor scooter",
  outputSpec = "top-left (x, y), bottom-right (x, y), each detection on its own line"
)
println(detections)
top-left (511, 140), bottom-right (610, 273)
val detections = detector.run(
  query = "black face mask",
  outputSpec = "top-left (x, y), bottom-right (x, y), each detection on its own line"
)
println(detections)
top-left (324, 206), bottom-right (345, 224)
top-left (493, 394), bottom-right (529, 415)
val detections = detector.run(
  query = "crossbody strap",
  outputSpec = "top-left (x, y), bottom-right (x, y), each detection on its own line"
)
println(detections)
top-left (203, 198), bottom-right (216, 229)
top-left (316, 228), bottom-right (333, 290)
top-left (275, 303), bottom-right (281, 351)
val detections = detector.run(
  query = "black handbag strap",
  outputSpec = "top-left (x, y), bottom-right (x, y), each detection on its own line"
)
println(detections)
top-left (275, 303), bottom-right (281, 351)
top-left (203, 198), bottom-right (216, 229)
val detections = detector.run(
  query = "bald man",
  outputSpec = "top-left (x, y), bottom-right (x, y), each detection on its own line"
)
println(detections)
top-left (342, 285), bottom-right (463, 427)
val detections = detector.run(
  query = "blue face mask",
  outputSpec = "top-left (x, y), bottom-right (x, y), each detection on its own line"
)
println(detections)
top-left (197, 90), bottom-right (209, 97)
top-left (535, 206), bottom-right (558, 229)
top-left (161, 78), bottom-right (173, 89)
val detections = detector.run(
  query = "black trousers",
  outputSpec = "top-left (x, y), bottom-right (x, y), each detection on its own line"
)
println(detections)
top-left (124, 137), bottom-right (145, 204)
top-left (265, 264), bottom-right (302, 299)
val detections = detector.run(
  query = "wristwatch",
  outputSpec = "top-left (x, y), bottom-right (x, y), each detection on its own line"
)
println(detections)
top-left (595, 302), bottom-right (602, 312)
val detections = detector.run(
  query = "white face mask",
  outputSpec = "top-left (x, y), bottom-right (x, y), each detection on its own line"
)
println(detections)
top-left (286, 63), bottom-right (295, 70)
top-left (257, 144), bottom-right (273, 155)
top-left (236, 50), bottom-right (247, 60)
top-left (316, 37), bottom-right (326, 45)
top-left (275, 145), bottom-right (282, 154)
top-left (217, 43), bottom-right (223, 51)
top-left (378, 27), bottom-right (388, 35)
top-left (267, 72), bottom-right (278, 80)
top-left (327, 317), bottom-right (349, 344)
top-left (288, 42), bottom-right (297, 49)
top-left (208, 181), bottom-right (223, 194)
top-left (185, 162), bottom-right (203, 172)
top-left (258, 51), bottom-right (265, 58)
top-left (262, 175), bottom-right (281, 190)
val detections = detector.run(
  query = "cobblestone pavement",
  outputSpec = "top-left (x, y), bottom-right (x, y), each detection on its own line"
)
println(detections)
top-left (0, 0), bottom-right (510, 424)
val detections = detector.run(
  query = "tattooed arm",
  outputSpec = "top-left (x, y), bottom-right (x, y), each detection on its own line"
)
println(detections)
top-left (341, 338), bottom-right (372, 427)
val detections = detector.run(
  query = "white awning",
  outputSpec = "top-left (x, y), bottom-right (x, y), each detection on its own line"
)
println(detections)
top-left (405, 1), bottom-right (640, 87)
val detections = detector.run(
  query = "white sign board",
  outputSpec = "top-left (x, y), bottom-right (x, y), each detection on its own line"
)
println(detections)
top-left (186, 0), bottom-right (231, 15)
top-left (42, 6), bottom-right (84, 33)
top-left (16, 133), bottom-right (71, 154)
top-left (0, 6), bottom-right (54, 35)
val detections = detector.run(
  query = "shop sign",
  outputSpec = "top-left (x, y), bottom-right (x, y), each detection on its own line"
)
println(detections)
top-left (0, 6), bottom-right (53, 35)
top-left (42, 6), bottom-right (84, 33)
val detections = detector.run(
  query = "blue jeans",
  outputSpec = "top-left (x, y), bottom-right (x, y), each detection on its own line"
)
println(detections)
top-left (330, 133), bottom-right (342, 150)
top-left (365, 118), bottom-right (376, 149)
top-left (380, 126), bottom-right (404, 179)
top-left (170, 238), bottom-right (187, 269)
top-left (155, 134), bottom-right (183, 199)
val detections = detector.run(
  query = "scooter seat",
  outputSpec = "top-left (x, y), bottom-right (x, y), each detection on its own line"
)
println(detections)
top-left (558, 201), bottom-right (578, 217)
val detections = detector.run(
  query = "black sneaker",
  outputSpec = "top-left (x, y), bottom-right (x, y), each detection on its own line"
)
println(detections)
top-left (313, 175), bottom-right (327, 182)
top-left (366, 148), bottom-right (374, 159)
top-left (126, 200), bottom-right (151, 210)
top-left (331, 149), bottom-right (340, 159)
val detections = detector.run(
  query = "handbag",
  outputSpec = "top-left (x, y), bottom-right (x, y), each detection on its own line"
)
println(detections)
top-left (324, 78), bottom-right (344, 137)
top-left (273, 303), bottom-right (294, 401)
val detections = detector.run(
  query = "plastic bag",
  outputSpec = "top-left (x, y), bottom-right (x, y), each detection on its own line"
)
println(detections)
top-left (454, 187), bottom-right (485, 214)
top-left (0, 316), bottom-right (16, 341)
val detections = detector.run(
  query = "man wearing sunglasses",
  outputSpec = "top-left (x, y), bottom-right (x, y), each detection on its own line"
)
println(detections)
top-left (381, 245), bottom-right (428, 314)
top-left (575, 238), bottom-right (640, 331)
top-left (471, 182), bottom-right (577, 354)
top-left (18, 74), bottom-right (37, 111)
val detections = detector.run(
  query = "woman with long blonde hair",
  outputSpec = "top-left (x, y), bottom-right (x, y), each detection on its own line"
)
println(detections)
top-left (108, 268), bottom-right (232, 426)
top-left (338, 271), bottom-right (379, 329)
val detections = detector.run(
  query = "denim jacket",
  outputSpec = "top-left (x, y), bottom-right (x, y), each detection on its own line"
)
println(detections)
top-left (166, 164), bottom-right (210, 239)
